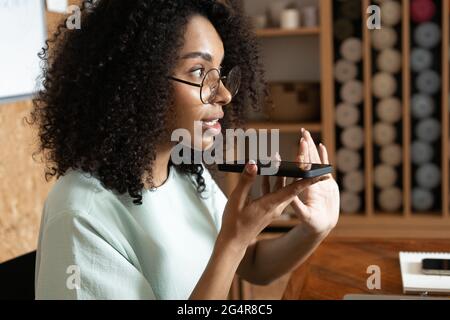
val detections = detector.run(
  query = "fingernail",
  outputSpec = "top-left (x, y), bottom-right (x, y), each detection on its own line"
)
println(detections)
top-left (247, 160), bottom-right (256, 173)
top-left (275, 152), bottom-right (281, 161)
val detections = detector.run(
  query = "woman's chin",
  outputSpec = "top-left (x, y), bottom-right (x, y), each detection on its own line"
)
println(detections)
top-left (188, 136), bottom-right (214, 152)
top-left (202, 137), bottom-right (215, 151)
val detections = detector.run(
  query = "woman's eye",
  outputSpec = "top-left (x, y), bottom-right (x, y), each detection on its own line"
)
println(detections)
top-left (191, 68), bottom-right (205, 78)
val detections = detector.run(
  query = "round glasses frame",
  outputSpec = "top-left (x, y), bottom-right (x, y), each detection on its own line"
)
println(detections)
top-left (168, 66), bottom-right (241, 104)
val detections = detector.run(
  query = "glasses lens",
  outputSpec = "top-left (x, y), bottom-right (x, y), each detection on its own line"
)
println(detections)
top-left (224, 66), bottom-right (241, 97)
top-left (201, 69), bottom-right (220, 104)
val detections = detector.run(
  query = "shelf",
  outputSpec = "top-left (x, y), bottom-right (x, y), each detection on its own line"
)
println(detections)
top-left (255, 27), bottom-right (320, 38)
top-left (246, 122), bottom-right (322, 133)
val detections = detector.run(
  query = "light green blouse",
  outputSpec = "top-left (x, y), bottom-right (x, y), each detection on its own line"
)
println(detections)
top-left (35, 165), bottom-right (228, 300)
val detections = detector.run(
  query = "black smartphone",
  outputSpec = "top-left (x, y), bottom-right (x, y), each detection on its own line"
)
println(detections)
top-left (218, 160), bottom-right (333, 179)
top-left (422, 258), bottom-right (450, 276)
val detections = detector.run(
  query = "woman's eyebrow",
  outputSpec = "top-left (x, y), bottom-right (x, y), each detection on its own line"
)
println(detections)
top-left (180, 51), bottom-right (224, 63)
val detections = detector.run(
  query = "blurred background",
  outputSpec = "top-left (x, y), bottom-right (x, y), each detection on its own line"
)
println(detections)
top-left (1, 0), bottom-right (449, 299)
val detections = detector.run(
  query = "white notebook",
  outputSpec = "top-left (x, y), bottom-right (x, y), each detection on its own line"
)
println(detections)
top-left (399, 252), bottom-right (450, 295)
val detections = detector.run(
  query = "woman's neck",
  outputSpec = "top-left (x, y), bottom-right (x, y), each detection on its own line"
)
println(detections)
top-left (144, 144), bottom-right (173, 189)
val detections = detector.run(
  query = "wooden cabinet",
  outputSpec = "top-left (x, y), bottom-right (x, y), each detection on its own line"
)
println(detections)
top-left (225, 0), bottom-right (450, 241)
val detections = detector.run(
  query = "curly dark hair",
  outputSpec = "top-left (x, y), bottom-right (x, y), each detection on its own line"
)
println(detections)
top-left (30, 0), bottom-right (269, 205)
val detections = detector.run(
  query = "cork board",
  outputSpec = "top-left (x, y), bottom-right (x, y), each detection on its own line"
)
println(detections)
top-left (0, 4), bottom-right (79, 262)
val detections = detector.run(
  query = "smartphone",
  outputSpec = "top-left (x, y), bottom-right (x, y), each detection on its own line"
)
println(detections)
top-left (422, 258), bottom-right (450, 276)
top-left (218, 160), bottom-right (333, 179)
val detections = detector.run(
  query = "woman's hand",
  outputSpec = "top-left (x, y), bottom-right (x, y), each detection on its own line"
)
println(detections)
top-left (261, 129), bottom-right (340, 237)
top-left (218, 160), bottom-right (326, 252)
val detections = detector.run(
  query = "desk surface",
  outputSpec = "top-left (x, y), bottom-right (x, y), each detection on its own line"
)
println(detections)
top-left (282, 238), bottom-right (450, 300)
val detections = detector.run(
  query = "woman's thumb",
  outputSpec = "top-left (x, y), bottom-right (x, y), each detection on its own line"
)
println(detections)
top-left (231, 160), bottom-right (258, 209)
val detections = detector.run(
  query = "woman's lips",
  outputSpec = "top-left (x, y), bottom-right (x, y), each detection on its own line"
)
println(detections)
top-left (201, 119), bottom-right (221, 135)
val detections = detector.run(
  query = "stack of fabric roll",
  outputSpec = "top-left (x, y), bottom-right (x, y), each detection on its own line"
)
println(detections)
top-left (371, 0), bottom-right (403, 212)
top-left (333, 0), bottom-right (364, 214)
top-left (410, 0), bottom-right (442, 212)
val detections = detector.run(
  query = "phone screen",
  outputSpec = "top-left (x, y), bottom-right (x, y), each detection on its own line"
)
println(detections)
top-left (422, 259), bottom-right (450, 272)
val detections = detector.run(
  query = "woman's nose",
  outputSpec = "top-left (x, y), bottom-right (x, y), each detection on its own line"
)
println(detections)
top-left (214, 80), bottom-right (233, 106)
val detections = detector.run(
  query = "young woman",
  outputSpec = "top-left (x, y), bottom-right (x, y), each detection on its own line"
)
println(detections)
top-left (31, 0), bottom-right (340, 299)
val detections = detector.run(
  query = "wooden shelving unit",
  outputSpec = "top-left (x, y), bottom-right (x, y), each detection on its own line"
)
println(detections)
top-left (255, 27), bottom-right (320, 38)
top-left (402, 0), bottom-right (413, 218)
top-left (225, 0), bottom-right (450, 239)
top-left (328, 0), bottom-right (449, 237)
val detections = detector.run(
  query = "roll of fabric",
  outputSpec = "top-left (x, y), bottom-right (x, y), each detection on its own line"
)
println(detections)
top-left (377, 48), bottom-right (402, 74)
top-left (381, 0), bottom-right (402, 26)
top-left (336, 103), bottom-right (361, 128)
top-left (343, 170), bottom-right (365, 193)
top-left (380, 144), bottom-right (403, 167)
top-left (334, 60), bottom-right (358, 83)
top-left (372, 72), bottom-right (398, 99)
top-left (336, 148), bottom-right (362, 173)
top-left (378, 187), bottom-right (403, 212)
top-left (374, 164), bottom-right (398, 189)
top-left (414, 22), bottom-right (441, 49)
top-left (415, 118), bottom-right (441, 143)
top-left (411, 140), bottom-right (434, 165)
top-left (415, 163), bottom-right (441, 189)
top-left (411, 0), bottom-right (436, 23)
top-left (411, 93), bottom-right (435, 119)
top-left (340, 191), bottom-right (362, 214)
top-left (415, 69), bottom-right (441, 95)
top-left (340, 37), bottom-right (363, 62)
top-left (341, 80), bottom-right (364, 104)
top-left (341, 126), bottom-right (365, 150)
top-left (376, 97), bottom-right (402, 123)
top-left (411, 47), bottom-right (433, 73)
top-left (372, 27), bottom-right (398, 51)
top-left (374, 122), bottom-right (397, 146)
top-left (412, 187), bottom-right (435, 211)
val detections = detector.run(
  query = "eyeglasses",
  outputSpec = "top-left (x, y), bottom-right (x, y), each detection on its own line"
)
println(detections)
top-left (168, 66), bottom-right (241, 104)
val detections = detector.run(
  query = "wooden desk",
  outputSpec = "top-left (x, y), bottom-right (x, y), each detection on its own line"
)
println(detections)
top-left (283, 238), bottom-right (450, 300)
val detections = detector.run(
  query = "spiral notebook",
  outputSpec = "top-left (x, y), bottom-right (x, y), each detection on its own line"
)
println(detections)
top-left (399, 252), bottom-right (450, 295)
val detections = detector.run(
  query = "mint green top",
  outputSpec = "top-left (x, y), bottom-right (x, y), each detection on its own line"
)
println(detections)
top-left (35, 165), bottom-right (228, 300)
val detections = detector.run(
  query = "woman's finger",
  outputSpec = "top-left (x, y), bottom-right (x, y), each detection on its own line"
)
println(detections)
top-left (256, 175), bottom-right (326, 213)
top-left (302, 129), bottom-right (321, 163)
top-left (230, 160), bottom-right (258, 210)
top-left (297, 135), bottom-right (304, 162)
top-left (318, 143), bottom-right (333, 178)
top-left (319, 143), bottom-right (330, 165)
top-left (290, 197), bottom-right (311, 221)
top-left (294, 137), bottom-right (310, 182)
